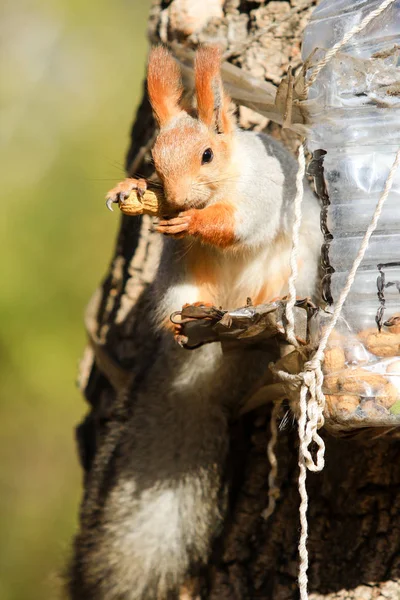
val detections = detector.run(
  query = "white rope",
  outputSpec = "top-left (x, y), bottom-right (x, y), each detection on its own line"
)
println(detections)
top-left (263, 144), bottom-right (306, 526)
top-left (285, 143), bottom-right (306, 347)
top-left (280, 1), bottom-right (399, 598)
top-left (297, 382), bottom-right (309, 599)
top-left (270, 366), bottom-right (325, 472)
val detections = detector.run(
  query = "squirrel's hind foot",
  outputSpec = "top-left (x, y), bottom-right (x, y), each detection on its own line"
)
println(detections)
top-left (171, 302), bottom-right (213, 347)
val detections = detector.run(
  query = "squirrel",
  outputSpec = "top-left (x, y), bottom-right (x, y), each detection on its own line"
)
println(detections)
top-left (69, 46), bottom-right (322, 600)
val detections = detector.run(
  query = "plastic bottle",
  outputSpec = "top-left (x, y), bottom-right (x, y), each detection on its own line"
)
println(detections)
top-left (302, 0), bottom-right (400, 431)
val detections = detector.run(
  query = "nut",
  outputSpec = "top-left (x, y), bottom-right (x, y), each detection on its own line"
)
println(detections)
top-left (118, 187), bottom-right (163, 216)
top-left (323, 347), bottom-right (346, 373)
top-left (358, 329), bottom-right (400, 358)
top-left (361, 399), bottom-right (388, 417)
top-left (375, 382), bottom-right (399, 408)
top-left (383, 313), bottom-right (400, 334)
top-left (325, 394), bottom-right (360, 415)
top-left (338, 368), bottom-right (387, 395)
top-left (323, 373), bottom-right (340, 393)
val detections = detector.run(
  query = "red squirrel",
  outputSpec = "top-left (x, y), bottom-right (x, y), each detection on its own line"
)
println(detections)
top-left (69, 46), bottom-right (322, 600)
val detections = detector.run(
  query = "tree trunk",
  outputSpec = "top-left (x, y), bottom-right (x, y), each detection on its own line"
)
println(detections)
top-left (75, 1), bottom-right (400, 598)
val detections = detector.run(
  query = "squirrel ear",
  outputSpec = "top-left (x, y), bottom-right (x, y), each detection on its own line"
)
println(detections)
top-left (147, 46), bottom-right (184, 127)
top-left (195, 46), bottom-right (234, 134)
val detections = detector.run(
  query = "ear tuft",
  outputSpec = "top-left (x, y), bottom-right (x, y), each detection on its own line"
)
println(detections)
top-left (147, 46), bottom-right (184, 127)
top-left (195, 46), bottom-right (234, 134)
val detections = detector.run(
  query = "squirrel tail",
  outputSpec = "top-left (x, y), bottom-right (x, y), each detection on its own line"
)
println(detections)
top-left (68, 349), bottom-right (230, 600)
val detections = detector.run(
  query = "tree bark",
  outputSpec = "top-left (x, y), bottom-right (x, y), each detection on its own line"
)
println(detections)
top-left (75, 1), bottom-right (400, 598)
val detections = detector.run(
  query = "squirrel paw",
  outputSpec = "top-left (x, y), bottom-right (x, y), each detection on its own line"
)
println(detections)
top-left (172, 321), bottom-right (189, 347)
top-left (106, 178), bottom-right (147, 211)
top-left (156, 211), bottom-right (193, 238)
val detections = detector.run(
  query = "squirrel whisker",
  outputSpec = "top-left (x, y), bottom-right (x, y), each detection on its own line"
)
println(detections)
top-left (194, 175), bottom-right (240, 186)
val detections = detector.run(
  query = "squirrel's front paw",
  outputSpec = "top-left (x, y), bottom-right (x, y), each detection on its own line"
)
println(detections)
top-left (156, 211), bottom-right (193, 238)
top-left (106, 178), bottom-right (147, 211)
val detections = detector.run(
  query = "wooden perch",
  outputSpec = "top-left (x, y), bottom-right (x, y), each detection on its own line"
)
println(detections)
top-left (172, 298), bottom-right (316, 349)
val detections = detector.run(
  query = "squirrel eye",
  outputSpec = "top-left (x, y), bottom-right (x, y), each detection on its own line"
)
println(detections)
top-left (201, 148), bottom-right (213, 164)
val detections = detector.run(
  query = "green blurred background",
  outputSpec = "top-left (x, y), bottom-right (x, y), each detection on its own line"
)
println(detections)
top-left (0, 1), bottom-right (150, 597)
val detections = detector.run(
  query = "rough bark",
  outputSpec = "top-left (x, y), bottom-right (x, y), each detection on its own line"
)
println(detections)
top-left (75, 1), bottom-right (400, 598)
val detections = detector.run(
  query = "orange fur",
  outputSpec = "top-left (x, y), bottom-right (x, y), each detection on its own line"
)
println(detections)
top-left (252, 256), bottom-right (304, 305)
top-left (252, 271), bottom-right (290, 305)
top-left (188, 257), bottom-right (217, 288)
top-left (152, 124), bottom-right (206, 207)
top-left (161, 315), bottom-right (178, 333)
top-left (187, 251), bottom-right (217, 305)
top-left (195, 288), bottom-right (217, 307)
top-left (187, 203), bottom-right (236, 248)
top-left (147, 46), bottom-right (183, 126)
top-left (195, 46), bottom-right (234, 134)
top-left (182, 302), bottom-right (214, 308)
top-left (152, 122), bottom-right (236, 211)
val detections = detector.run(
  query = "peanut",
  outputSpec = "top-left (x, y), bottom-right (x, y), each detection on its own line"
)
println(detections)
top-left (339, 368), bottom-right (387, 395)
top-left (325, 394), bottom-right (360, 415)
top-left (361, 399), bottom-right (388, 417)
top-left (323, 347), bottom-right (346, 373)
top-left (375, 382), bottom-right (399, 408)
top-left (323, 374), bottom-right (340, 393)
top-left (383, 313), bottom-right (400, 334)
top-left (118, 187), bottom-right (163, 216)
top-left (358, 329), bottom-right (400, 358)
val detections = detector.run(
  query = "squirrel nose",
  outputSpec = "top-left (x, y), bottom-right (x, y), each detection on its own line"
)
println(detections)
top-left (164, 181), bottom-right (190, 210)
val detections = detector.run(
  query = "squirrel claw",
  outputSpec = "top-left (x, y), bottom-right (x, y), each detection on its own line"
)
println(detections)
top-left (136, 178), bottom-right (147, 200)
top-left (106, 197), bottom-right (116, 212)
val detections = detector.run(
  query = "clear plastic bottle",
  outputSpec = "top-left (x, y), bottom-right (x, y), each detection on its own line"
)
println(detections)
top-left (303, 0), bottom-right (400, 431)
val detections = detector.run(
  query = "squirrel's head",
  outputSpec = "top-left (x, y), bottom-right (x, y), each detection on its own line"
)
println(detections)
top-left (147, 46), bottom-right (236, 212)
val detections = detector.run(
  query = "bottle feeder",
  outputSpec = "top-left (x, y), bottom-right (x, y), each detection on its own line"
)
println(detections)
top-left (303, 0), bottom-right (400, 432)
